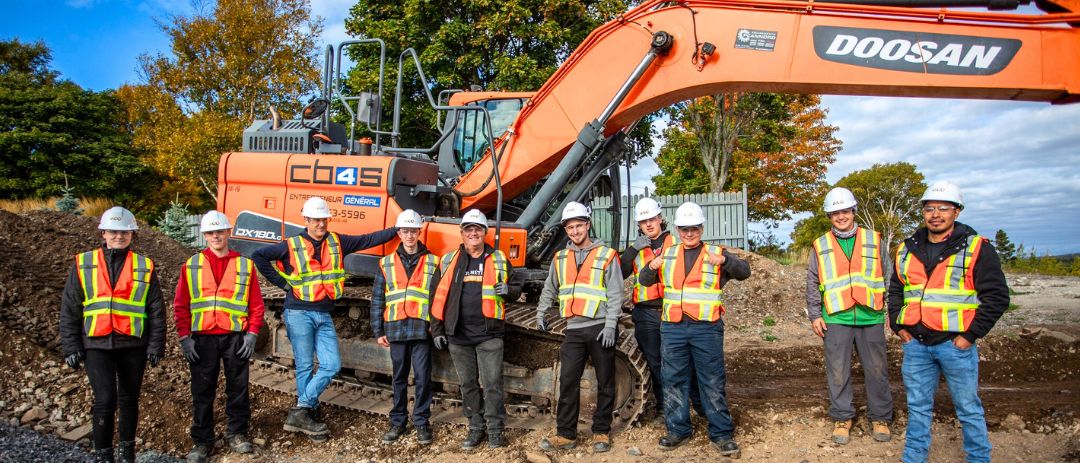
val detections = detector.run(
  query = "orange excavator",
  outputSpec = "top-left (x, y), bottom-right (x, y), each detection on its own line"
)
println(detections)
top-left (218, 0), bottom-right (1080, 429)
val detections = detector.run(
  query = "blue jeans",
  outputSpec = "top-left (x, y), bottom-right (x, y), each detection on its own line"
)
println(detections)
top-left (901, 340), bottom-right (990, 463)
top-left (283, 309), bottom-right (341, 409)
top-left (661, 319), bottom-right (733, 441)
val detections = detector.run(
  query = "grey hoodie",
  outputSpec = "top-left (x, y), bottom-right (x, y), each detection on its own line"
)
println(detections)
top-left (536, 239), bottom-right (623, 331)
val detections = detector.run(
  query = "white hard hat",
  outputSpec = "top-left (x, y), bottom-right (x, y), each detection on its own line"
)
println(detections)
top-left (823, 187), bottom-right (858, 213)
top-left (301, 197), bottom-right (333, 219)
top-left (673, 202), bottom-right (705, 227)
top-left (560, 201), bottom-right (591, 224)
top-left (634, 198), bottom-right (663, 222)
top-left (199, 210), bottom-right (232, 233)
top-left (460, 209), bottom-right (488, 229)
top-left (920, 181), bottom-right (964, 209)
top-left (98, 206), bottom-right (139, 231)
top-left (396, 209), bottom-right (423, 229)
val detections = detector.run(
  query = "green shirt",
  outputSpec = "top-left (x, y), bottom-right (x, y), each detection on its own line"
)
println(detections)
top-left (821, 234), bottom-right (885, 326)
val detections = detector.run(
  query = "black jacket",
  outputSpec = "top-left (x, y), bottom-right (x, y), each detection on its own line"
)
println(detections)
top-left (887, 222), bottom-right (1010, 345)
top-left (370, 242), bottom-right (439, 342)
top-left (430, 244), bottom-right (512, 338)
top-left (59, 246), bottom-right (167, 357)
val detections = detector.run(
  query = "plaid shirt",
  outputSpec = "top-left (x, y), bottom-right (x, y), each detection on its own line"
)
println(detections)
top-left (371, 244), bottom-right (437, 342)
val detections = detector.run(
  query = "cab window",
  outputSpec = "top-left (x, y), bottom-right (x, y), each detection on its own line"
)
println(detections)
top-left (453, 98), bottom-right (524, 173)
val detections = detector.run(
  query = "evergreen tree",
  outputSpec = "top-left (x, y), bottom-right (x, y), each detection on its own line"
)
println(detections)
top-left (55, 173), bottom-right (82, 215)
top-left (156, 197), bottom-right (196, 248)
top-left (994, 229), bottom-right (1016, 263)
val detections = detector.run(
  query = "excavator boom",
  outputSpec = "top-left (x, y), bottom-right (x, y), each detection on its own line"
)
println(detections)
top-left (455, 0), bottom-right (1080, 210)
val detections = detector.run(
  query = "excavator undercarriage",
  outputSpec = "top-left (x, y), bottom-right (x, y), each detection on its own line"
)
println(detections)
top-left (251, 285), bottom-right (651, 430)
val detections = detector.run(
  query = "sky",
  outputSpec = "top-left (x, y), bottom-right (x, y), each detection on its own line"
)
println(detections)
top-left (5, 0), bottom-right (1079, 254)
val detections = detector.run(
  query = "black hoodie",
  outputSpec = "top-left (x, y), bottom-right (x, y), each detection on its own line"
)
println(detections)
top-left (59, 246), bottom-right (167, 357)
top-left (887, 222), bottom-right (1010, 345)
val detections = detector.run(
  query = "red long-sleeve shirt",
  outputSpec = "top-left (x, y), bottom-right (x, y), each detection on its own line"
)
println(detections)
top-left (174, 248), bottom-right (265, 338)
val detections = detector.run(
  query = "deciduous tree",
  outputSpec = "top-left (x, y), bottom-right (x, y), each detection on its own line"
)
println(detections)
top-left (654, 93), bottom-right (840, 223)
top-left (791, 162), bottom-right (926, 253)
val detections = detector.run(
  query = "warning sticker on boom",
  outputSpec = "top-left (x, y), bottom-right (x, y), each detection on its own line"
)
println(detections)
top-left (734, 29), bottom-right (777, 52)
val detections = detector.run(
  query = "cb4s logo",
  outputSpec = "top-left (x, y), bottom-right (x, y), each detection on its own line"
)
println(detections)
top-left (289, 158), bottom-right (383, 187)
top-left (813, 26), bottom-right (1021, 75)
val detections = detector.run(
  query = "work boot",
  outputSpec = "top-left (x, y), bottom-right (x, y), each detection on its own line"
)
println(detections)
top-left (658, 433), bottom-right (690, 450)
top-left (872, 421), bottom-right (892, 442)
top-left (592, 433), bottom-right (612, 453)
top-left (832, 419), bottom-right (852, 445)
top-left (488, 431), bottom-right (508, 448)
top-left (284, 407), bottom-right (330, 436)
top-left (714, 438), bottom-right (741, 457)
top-left (416, 425), bottom-right (434, 445)
top-left (186, 443), bottom-right (212, 463)
top-left (227, 434), bottom-right (254, 454)
top-left (91, 448), bottom-right (114, 463)
top-left (117, 441), bottom-right (135, 463)
top-left (462, 429), bottom-right (485, 450)
top-left (309, 407), bottom-right (326, 426)
top-left (381, 424), bottom-right (408, 444)
top-left (539, 435), bottom-right (576, 451)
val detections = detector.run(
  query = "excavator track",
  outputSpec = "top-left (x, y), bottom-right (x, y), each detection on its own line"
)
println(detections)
top-left (250, 284), bottom-right (650, 430)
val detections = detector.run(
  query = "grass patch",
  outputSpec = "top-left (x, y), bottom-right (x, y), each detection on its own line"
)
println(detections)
top-left (759, 329), bottom-right (778, 342)
top-left (0, 197), bottom-right (112, 217)
top-left (762, 315), bottom-right (777, 327)
top-left (1007, 303), bottom-right (1021, 312)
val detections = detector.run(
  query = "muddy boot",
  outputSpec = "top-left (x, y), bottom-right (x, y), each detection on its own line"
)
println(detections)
top-left (539, 435), bottom-right (576, 451)
top-left (713, 438), bottom-right (741, 458)
top-left (658, 433), bottom-right (690, 450)
top-left (382, 424), bottom-right (408, 444)
top-left (488, 432), bottom-right (508, 449)
top-left (186, 443), bottom-right (212, 463)
top-left (284, 407), bottom-right (329, 436)
top-left (117, 441), bottom-right (135, 463)
top-left (592, 434), bottom-right (612, 453)
top-left (416, 425), bottom-right (434, 445)
top-left (91, 447), bottom-right (114, 463)
top-left (871, 421), bottom-right (892, 442)
top-left (227, 434), bottom-right (254, 454)
top-left (832, 419), bottom-right (852, 445)
top-left (462, 429), bottom-right (485, 450)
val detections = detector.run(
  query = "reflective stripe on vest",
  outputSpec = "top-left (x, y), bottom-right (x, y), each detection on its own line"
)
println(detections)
top-left (275, 232), bottom-right (345, 302)
top-left (380, 252), bottom-right (438, 322)
top-left (632, 234), bottom-right (676, 303)
top-left (660, 244), bottom-right (725, 322)
top-left (554, 246), bottom-right (617, 319)
top-left (812, 228), bottom-right (886, 315)
top-left (76, 249), bottom-right (153, 338)
top-left (185, 253), bottom-right (252, 333)
top-left (431, 250), bottom-right (509, 320)
top-left (895, 235), bottom-right (983, 332)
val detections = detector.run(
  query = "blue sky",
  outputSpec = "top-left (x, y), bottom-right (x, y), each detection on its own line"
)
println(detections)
top-left (6, 1), bottom-right (1079, 254)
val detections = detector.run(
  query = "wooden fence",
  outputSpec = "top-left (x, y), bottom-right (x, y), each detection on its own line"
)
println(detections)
top-left (591, 185), bottom-right (748, 249)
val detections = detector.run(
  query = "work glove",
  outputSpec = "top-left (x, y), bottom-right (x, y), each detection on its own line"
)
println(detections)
top-left (65, 352), bottom-right (84, 370)
top-left (180, 336), bottom-right (200, 364)
top-left (147, 352), bottom-right (161, 368)
top-left (494, 282), bottom-right (509, 296)
top-left (433, 336), bottom-right (448, 350)
top-left (597, 326), bottom-right (617, 348)
top-left (237, 332), bottom-right (258, 359)
top-left (536, 314), bottom-right (550, 332)
top-left (634, 234), bottom-right (651, 251)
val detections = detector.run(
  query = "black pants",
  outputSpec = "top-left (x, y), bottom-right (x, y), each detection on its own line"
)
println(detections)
top-left (556, 323), bottom-right (615, 439)
top-left (389, 339), bottom-right (432, 427)
top-left (85, 347), bottom-right (147, 450)
top-left (190, 333), bottom-right (250, 445)
top-left (448, 338), bottom-right (506, 433)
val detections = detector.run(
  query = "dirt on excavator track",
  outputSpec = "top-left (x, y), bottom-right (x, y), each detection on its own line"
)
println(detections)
top-left (1, 209), bottom-right (1078, 462)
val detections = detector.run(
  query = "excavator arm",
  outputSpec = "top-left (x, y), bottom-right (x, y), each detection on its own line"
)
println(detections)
top-left (455, 0), bottom-right (1080, 212)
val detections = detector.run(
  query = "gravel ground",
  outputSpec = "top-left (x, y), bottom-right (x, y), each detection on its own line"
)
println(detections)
top-left (0, 421), bottom-right (183, 463)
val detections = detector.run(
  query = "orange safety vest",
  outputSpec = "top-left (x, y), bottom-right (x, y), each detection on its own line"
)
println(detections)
top-left (632, 234), bottom-right (677, 304)
top-left (895, 235), bottom-right (984, 332)
top-left (812, 227), bottom-right (886, 315)
top-left (185, 253), bottom-right (253, 333)
top-left (431, 249), bottom-right (509, 320)
top-left (75, 249), bottom-right (154, 338)
top-left (553, 246), bottom-right (618, 318)
top-left (274, 232), bottom-right (345, 302)
top-left (660, 244), bottom-right (726, 322)
top-left (379, 252), bottom-right (438, 322)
